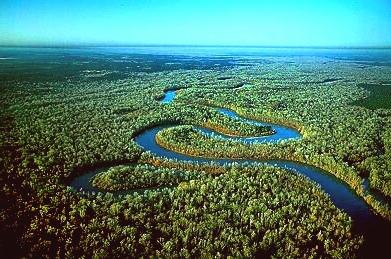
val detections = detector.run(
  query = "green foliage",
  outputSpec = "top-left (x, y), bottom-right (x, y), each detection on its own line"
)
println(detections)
top-left (352, 83), bottom-right (391, 110)
top-left (1, 52), bottom-right (391, 257)
top-left (91, 164), bottom-right (203, 191)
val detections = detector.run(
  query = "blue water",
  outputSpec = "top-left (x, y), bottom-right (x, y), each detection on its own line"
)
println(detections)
top-left (214, 108), bottom-right (301, 143)
top-left (69, 62), bottom-right (391, 257)
top-left (72, 92), bottom-right (363, 218)
top-left (160, 90), bottom-right (176, 104)
top-left (133, 123), bottom-right (370, 221)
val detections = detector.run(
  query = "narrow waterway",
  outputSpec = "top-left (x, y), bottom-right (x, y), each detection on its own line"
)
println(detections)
top-left (71, 89), bottom-right (390, 257)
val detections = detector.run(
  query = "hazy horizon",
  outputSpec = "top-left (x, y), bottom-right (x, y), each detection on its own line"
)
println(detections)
top-left (1, 44), bottom-right (391, 49)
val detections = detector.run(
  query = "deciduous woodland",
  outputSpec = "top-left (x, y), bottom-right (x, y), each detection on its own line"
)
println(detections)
top-left (1, 48), bottom-right (390, 257)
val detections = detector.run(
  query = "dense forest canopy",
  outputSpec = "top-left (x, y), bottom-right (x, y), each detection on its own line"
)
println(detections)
top-left (1, 47), bottom-right (391, 257)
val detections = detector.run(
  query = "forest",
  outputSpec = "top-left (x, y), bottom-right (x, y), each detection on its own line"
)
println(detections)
top-left (1, 49), bottom-right (391, 257)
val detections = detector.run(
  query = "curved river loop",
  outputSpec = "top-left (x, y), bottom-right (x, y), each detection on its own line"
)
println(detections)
top-left (71, 88), bottom-right (390, 257)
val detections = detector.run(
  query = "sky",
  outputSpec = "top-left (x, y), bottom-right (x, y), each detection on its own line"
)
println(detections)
top-left (1, 0), bottom-right (391, 47)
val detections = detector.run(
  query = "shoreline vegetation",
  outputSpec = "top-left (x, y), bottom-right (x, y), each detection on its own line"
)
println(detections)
top-left (154, 113), bottom-right (391, 220)
top-left (83, 88), bottom-right (390, 257)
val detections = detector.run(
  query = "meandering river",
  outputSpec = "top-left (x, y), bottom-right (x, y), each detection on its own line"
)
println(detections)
top-left (71, 89), bottom-right (390, 257)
